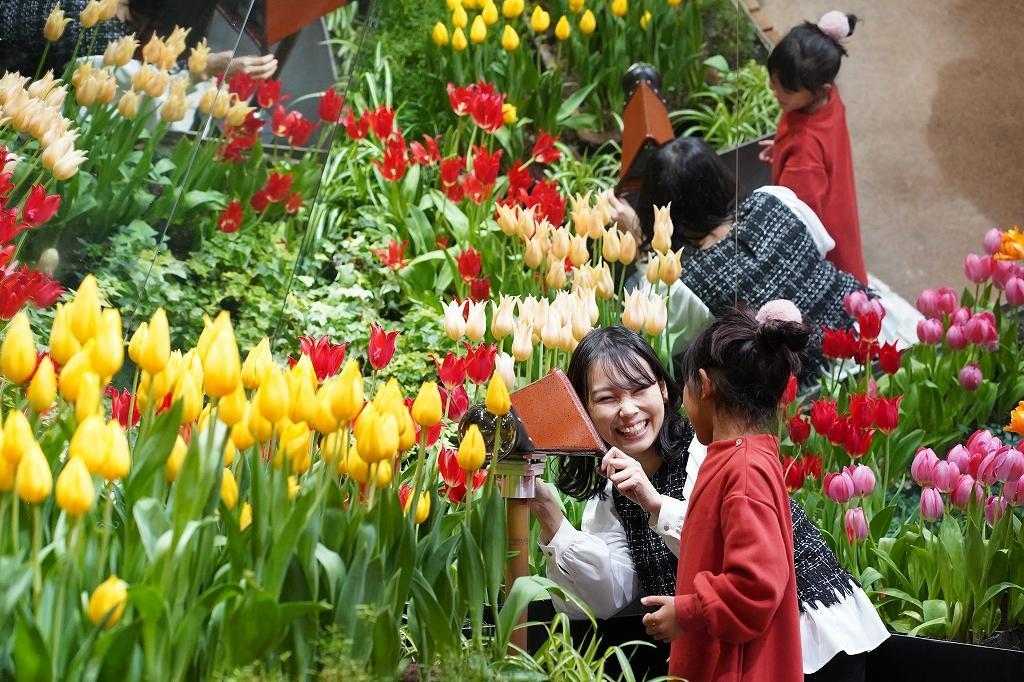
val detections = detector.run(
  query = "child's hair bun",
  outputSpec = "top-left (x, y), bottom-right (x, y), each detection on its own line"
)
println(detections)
top-left (817, 11), bottom-right (858, 41)
top-left (755, 300), bottom-right (811, 353)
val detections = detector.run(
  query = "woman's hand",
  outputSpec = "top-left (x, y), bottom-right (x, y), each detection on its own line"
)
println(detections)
top-left (602, 190), bottom-right (642, 243)
top-left (757, 139), bottom-right (775, 164)
top-left (599, 448), bottom-right (662, 516)
top-left (527, 480), bottom-right (565, 544)
top-left (204, 52), bottom-right (279, 81)
top-left (640, 596), bottom-right (684, 642)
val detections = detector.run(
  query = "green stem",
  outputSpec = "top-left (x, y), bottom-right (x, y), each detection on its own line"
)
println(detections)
top-left (97, 482), bottom-right (113, 580)
top-left (32, 506), bottom-right (42, 619)
top-left (11, 496), bottom-right (19, 555)
top-left (33, 43), bottom-right (51, 81)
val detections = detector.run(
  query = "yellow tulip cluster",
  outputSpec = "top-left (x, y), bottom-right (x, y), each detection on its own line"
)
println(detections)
top-left (644, 204), bottom-right (684, 288)
top-left (621, 288), bottom-right (669, 336)
top-left (431, 0), bottom-right (597, 52)
top-left (0, 71), bottom-right (85, 180)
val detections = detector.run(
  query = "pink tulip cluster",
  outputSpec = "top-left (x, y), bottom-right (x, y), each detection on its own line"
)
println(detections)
top-left (824, 463), bottom-right (877, 504)
top-left (911, 429), bottom-right (1024, 525)
top-left (916, 299), bottom-right (999, 354)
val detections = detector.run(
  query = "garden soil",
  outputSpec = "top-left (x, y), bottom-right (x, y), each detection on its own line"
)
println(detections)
top-left (759, 0), bottom-right (1024, 300)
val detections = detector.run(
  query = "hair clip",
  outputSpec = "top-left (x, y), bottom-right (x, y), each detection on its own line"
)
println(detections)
top-left (756, 299), bottom-right (803, 325)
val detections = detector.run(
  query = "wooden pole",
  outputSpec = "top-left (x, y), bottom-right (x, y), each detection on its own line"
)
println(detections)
top-left (505, 497), bottom-right (531, 654)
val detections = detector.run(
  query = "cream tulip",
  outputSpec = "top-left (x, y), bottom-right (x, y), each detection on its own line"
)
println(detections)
top-left (646, 253), bottom-right (661, 284)
top-left (602, 227), bottom-right (621, 263)
top-left (490, 295), bottom-right (517, 340)
top-left (644, 294), bottom-right (668, 336)
top-left (494, 351), bottom-right (516, 392)
top-left (465, 300), bottom-right (487, 342)
top-left (619, 231), bottom-right (637, 264)
top-left (511, 320), bottom-right (534, 362)
top-left (441, 299), bottom-right (467, 341)
top-left (659, 248), bottom-right (683, 286)
top-left (621, 289), bottom-right (646, 332)
top-left (652, 204), bottom-right (673, 254)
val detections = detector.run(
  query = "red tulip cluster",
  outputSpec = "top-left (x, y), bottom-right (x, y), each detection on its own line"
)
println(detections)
top-left (372, 240), bottom-right (408, 269)
top-left (446, 82), bottom-right (506, 133)
top-left (438, 447), bottom-right (488, 503)
top-left (270, 105), bottom-right (316, 147)
top-left (439, 146), bottom-right (504, 204)
top-left (781, 454), bottom-right (821, 492)
top-left (289, 335), bottom-right (349, 382)
top-left (807, 394), bottom-right (901, 459)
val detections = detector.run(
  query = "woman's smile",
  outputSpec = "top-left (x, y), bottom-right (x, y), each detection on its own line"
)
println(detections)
top-left (616, 419), bottom-right (651, 441)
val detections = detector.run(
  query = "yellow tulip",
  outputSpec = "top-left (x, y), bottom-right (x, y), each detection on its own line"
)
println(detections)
top-left (220, 468), bottom-right (238, 510)
top-left (279, 421), bottom-right (311, 473)
top-left (645, 253), bottom-right (661, 285)
top-left (49, 304), bottom-right (80, 366)
top-left (644, 294), bottom-right (668, 336)
top-left (1, 312), bottom-right (36, 384)
top-left (79, 0), bottom-right (102, 29)
top-left (545, 258), bottom-right (567, 290)
top-left (218, 384), bottom-right (246, 427)
top-left (287, 475), bottom-right (300, 500)
top-left (70, 415), bottom-right (108, 473)
top-left (44, 5), bottom-right (71, 41)
top-left (27, 356), bottom-right (56, 413)
top-left (457, 423), bottom-right (487, 472)
top-left (568, 0), bottom-right (584, 12)
top-left (485, 371), bottom-right (511, 416)
top-left (256, 365), bottom-right (289, 424)
top-left (225, 100), bottom-right (254, 127)
top-left (240, 338), bottom-right (271, 390)
top-left (0, 458), bottom-right (13, 491)
top-left (502, 0), bottom-right (524, 18)
top-left (470, 15), bottom-right (487, 43)
top-left (91, 308), bottom-right (123, 376)
top-left (239, 502), bottom-right (252, 531)
top-left (187, 38), bottom-right (209, 74)
top-left (555, 15), bottom-right (571, 40)
top-left (231, 413), bottom-right (255, 451)
top-left (16, 441), bottom-right (52, 503)
top-left (166, 434), bottom-right (187, 481)
top-left (310, 395), bottom-right (338, 435)
top-left (247, 404), bottom-right (273, 443)
top-left (344, 442), bottom-right (370, 483)
top-left (56, 456), bottom-right (94, 516)
top-left (289, 375), bottom-right (318, 424)
top-left (355, 406), bottom-right (398, 464)
top-left (568, 235), bottom-right (589, 267)
top-left (330, 359), bottom-right (364, 423)
top-left (75, 372), bottom-right (101, 422)
top-left (374, 460), bottom-right (392, 488)
top-left (502, 102), bottom-right (517, 124)
top-left (621, 289), bottom-right (646, 333)
top-left (411, 381), bottom-right (442, 428)
top-left (3, 410), bottom-right (31, 465)
top-left (640, 10), bottom-right (651, 29)
top-left (611, 0), bottom-right (628, 16)
top-left (397, 407), bottom-right (416, 453)
top-left (501, 24), bottom-right (520, 50)
top-left (69, 275), bottom-right (101, 343)
top-left (87, 576), bottom-right (128, 628)
top-left (432, 22), bottom-right (450, 46)
top-left (172, 372), bottom-right (202, 424)
top-left (452, 27), bottom-right (469, 51)
top-left (127, 322), bottom-right (147, 366)
top-left (511, 320), bottom-right (534, 362)
top-left (98, 420), bottom-right (131, 481)
top-left (482, 0), bottom-right (499, 24)
top-left (223, 439), bottom-right (236, 466)
top-left (414, 491), bottom-right (430, 523)
top-left (203, 327), bottom-right (241, 399)
top-left (138, 308), bottom-right (170, 375)
top-left (667, 0), bottom-right (681, 5)
top-left (531, 6), bottom-right (550, 31)
top-left (452, 4), bottom-right (468, 28)
top-left (659, 247), bottom-right (683, 286)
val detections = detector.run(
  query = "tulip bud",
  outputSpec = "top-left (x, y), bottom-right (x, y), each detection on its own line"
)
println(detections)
top-left (951, 473), bottom-right (982, 509)
top-left (441, 299), bottom-right (467, 341)
top-left (98, 420), bottom-right (131, 481)
top-left (911, 448), bottom-right (939, 486)
top-left (640, 9), bottom-right (652, 29)
top-left (44, 5), bottom-right (71, 41)
top-left (602, 227), bottom-right (621, 263)
top-left (511, 320), bottom-right (534, 361)
top-left (920, 486), bottom-right (944, 521)
top-left (621, 289), bottom-right (646, 333)
top-left (2, 410), bottom-right (32, 465)
top-left (74, 371), bottom-right (101, 422)
top-left (491, 295), bottom-right (516, 340)
top-left (610, 0), bottom-right (627, 16)
top-left (983, 228), bottom-right (1003, 256)
top-left (1, 312), bottom-right (37, 384)
top-left (531, 6), bottom-right (550, 31)
top-left (945, 324), bottom-right (968, 350)
top-left (501, 24), bottom-right (520, 50)
top-left (166, 434), bottom-right (188, 481)
top-left (465, 300), bottom-right (487, 342)
top-left (91, 308), bottom-right (124, 378)
top-left (652, 205), bottom-right (672, 253)
top-left (525, 236), bottom-right (546, 269)
top-left (69, 275), bottom-right (101, 344)
top-left (1005, 277), bottom-right (1024, 306)
top-left (80, 0), bottom-right (102, 29)
top-left (844, 507), bottom-right (868, 543)
top-left (238, 502), bottom-right (252, 531)
top-left (256, 365), bottom-right (289, 424)
top-left (850, 464), bottom-right (876, 498)
top-left (545, 258), bottom-right (568, 291)
top-left (568, 235), bottom-right (589, 267)
top-left (16, 441), bottom-right (52, 503)
top-left (452, 4), bottom-right (468, 27)
top-left (469, 15), bottom-right (487, 43)
top-left (931, 460), bottom-right (960, 493)
top-left (915, 318), bottom-right (943, 345)
top-left (451, 27), bottom-right (468, 51)
top-left (117, 89), bottom-right (141, 119)
top-left (203, 325), bottom-right (241, 398)
top-left (50, 304), bottom-right (81, 366)
top-left (26, 356), bottom-right (56, 414)
top-left (643, 294), bottom-right (668, 336)
top-left (963, 253), bottom-right (992, 283)
top-left (579, 9), bottom-right (596, 33)
top-left (495, 351), bottom-right (516, 392)
top-left (331, 359), bottom-right (364, 423)
top-left (87, 576), bottom-right (128, 628)
top-left (56, 456), bottom-right (95, 516)
top-left (619, 231), bottom-right (637, 264)
top-left (659, 248), bottom-right (683, 285)
top-left (485, 371), bottom-right (511, 415)
top-left (412, 491), bottom-right (430, 523)
top-left (555, 15), bottom-right (571, 40)
top-left (958, 363), bottom-right (982, 391)
top-left (432, 22), bottom-right (450, 46)
top-left (823, 470), bottom-right (854, 504)
top-left (139, 308), bottom-right (170, 375)
top-left (412, 381), bottom-right (442, 427)
top-left (218, 384), bottom-right (246, 427)
top-left (458, 423), bottom-right (486, 471)
top-left (220, 468), bottom-right (238, 510)
top-left (646, 254), bottom-right (660, 285)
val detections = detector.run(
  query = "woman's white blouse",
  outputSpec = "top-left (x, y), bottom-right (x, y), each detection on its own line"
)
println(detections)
top-left (538, 438), bottom-right (888, 673)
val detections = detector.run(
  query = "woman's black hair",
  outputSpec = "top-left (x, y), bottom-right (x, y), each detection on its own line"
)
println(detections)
top-left (679, 307), bottom-right (811, 429)
top-left (635, 137), bottom-right (736, 250)
top-left (767, 14), bottom-right (858, 94)
top-left (555, 326), bottom-right (690, 500)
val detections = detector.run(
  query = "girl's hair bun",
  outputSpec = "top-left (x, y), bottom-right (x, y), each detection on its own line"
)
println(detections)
top-left (756, 299), bottom-right (810, 353)
top-left (817, 11), bottom-right (858, 41)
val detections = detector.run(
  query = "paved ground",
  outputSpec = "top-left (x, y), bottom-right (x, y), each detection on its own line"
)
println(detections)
top-left (758, 0), bottom-right (1024, 300)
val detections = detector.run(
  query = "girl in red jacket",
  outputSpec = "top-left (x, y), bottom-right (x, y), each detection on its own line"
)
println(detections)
top-left (641, 301), bottom-right (809, 681)
top-left (760, 11), bottom-right (867, 284)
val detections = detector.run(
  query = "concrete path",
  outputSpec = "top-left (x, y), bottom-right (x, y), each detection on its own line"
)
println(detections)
top-left (757, 0), bottom-right (1024, 300)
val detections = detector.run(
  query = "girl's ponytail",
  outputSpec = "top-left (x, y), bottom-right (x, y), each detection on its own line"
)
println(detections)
top-left (768, 10), bottom-right (858, 93)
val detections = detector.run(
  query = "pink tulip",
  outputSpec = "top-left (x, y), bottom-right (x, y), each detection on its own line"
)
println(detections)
top-left (985, 495), bottom-right (1007, 526)
top-left (976, 451), bottom-right (1000, 486)
top-left (844, 290), bottom-right (870, 317)
top-left (911, 448), bottom-right (939, 486)
top-left (935, 288), bottom-right (959, 315)
top-left (916, 289), bottom-right (939, 318)
top-left (992, 260), bottom-right (1023, 289)
top-left (920, 487), bottom-right (944, 521)
top-left (951, 306), bottom-right (972, 326)
top-left (958, 363), bottom-right (982, 391)
top-left (824, 470), bottom-right (855, 504)
top-left (951, 474), bottom-right (984, 509)
top-left (963, 254), bottom-right (993, 283)
top-left (945, 324), bottom-right (968, 350)
top-left (965, 316), bottom-right (994, 346)
top-left (931, 460), bottom-right (960, 493)
top-left (916, 318), bottom-right (944, 345)
top-left (1004, 479), bottom-right (1024, 506)
top-left (946, 444), bottom-right (971, 473)
top-left (993, 447), bottom-right (1024, 482)
top-left (1005, 277), bottom-right (1024, 306)
top-left (983, 228), bottom-right (1003, 256)
top-left (966, 429), bottom-right (998, 456)
top-left (845, 507), bottom-right (869, 543)
top-left (850, 464), bottom-right (876, 498)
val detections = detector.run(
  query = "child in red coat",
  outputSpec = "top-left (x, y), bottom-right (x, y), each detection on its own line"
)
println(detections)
top-left (640, 301), bottom-right (807, 681)
top-left (760, 11), bottom-right (867, 284)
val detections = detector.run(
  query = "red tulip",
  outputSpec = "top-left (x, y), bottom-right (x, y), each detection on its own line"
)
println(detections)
top-left (21, 185), bottom-right (61, 227)
top-left (877, 341), bottom-right (901, 374)
top-left (438, 448), bottom-right (465, 488)
top-left (218, 200), bottom-right (243, 233)
top-left (318, 87), bottom-right (344, 123)
top-left (821, 327), bottom-right (857, 360)
top-left (828, 415), bottom-right (850, 447)
top-left (531, 131), bottom-right (561, 164)
top-left (457, 246), bottom-right (482, 281)
top-left (410, 135), bottom-right (441, 166)
top-left (788, 415), bottom-right (810, 444)
top-left (779, 374), bottom-right (798, 406)
top-left (469, 276), bottom-right (490, 302)
top-left (431, 351), bottom-right (467, 389)
top-left (810, 398), bottom-right (838, 436)
top-left (368, 324), bottom-right (399, 370)
top-left (106, 386), bottom-right (141, 429)
top-left (782, 456), bottom-right (805, 492)
top-left (438, 383), bottom-right (469, 421)
top-left (341, 109), bottom-right (369, 139)
top-left (848, 394), bottom-right (875, 429)
top-left (226, 71), bottom-right (258, 100)
top-left (291, 335), bottom-right (348, 382)
top-left (472, 145), bottom-right (502, 187)
top-left (263, 172), bottom-right (294, 202)
top-left (802, 454), bottom-right (823, 479)
top-left (285, 192), bottom-right (303, 214)
top-left (463, 343), bottom-right (497, 385)
top-left (440, 156), bottom-right (464, 188)
top-left (371, 240), bottom-right (408, 269)
top-left (374, 135), bottom-right (408, 181)
top-left (920, 487), bottom-right (944, 521)
top-left (0, 264), bottom-right (63, 317)
top-left (872, 395), bottom-right (901, 433)
top-left (364, 105), bottom-right (396, 140)
top-left (856, 299), bottom-right (884, 341)
top-left (844, 426), bottom-right (875, 458)
top-left (845, 507), bottom-right (869, 543)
